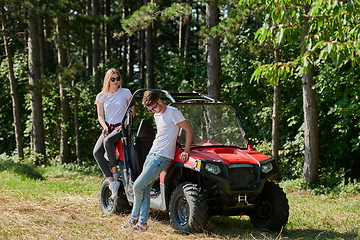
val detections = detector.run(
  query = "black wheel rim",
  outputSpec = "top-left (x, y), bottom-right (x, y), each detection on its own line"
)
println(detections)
top-left (175, 196), bottom-right (189, 226)
top-left (103, 185), bottom-right (114, 211)
top-left (257, 198), bottom-right (272, 219)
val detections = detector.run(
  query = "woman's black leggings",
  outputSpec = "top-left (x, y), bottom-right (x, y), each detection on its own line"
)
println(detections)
top-left (93, 130), bottom-right (122, 178)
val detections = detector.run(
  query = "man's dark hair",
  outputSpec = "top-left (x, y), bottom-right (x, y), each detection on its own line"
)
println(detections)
top-left (142, 90), bottom-right (160, 107)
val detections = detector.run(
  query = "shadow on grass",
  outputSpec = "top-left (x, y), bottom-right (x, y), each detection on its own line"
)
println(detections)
top-left (0, 159), bottom-right (44, 180)
top-left (205, 216), bottom-right (359, 239)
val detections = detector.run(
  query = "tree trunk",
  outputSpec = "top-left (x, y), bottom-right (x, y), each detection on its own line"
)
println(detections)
top-left (72, 87), bottom-right (82, 163)
top-left (104, 0), bottom-right (111, 61)
top-left (92, 0), bottom-right (100, 87)
top-left (179, 13), bottom-right (184, 51)
top-left (1, 5), bottom-right (24, 158)
top-left (38, 17), bottom-right (46, 75)
top-left (178, 0), bottom-right (191, 81)
top-left (183, 13), bottom-right (191, 81)
top-left (44, 11), bottom-right (56, 72)
top-left (138, 0), bottom-right (147, 88)
top-left (206, 2), bottom-right (220, 100)
top-left (272, 48), bottom-right (281, 181)
top-left (28, 7), bottom-right (46, 160)
top-left (122, 5), bottom-right (128, 73)
top-left (145, 21), bottom-right (154, 88)
top-left (56, 15), bottom-right (72, 164)
top-left (302, 67), bottom-right (319, 184)
top-left (86, 0), bottom-right (93, 78)
top-left (301, 4), bottom-right (319, 184)
top-left (139, 29), bottom-right (145, 88)
top-left (127, 30), bottom-right (135, 82)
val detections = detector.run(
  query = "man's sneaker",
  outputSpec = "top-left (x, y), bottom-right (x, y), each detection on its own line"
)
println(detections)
top-left (133, 222), bottom-right (147, 231)
top-left (122, 218), bottom-right (137, 229)
top-left (109, 180), bottom-right (120, 200)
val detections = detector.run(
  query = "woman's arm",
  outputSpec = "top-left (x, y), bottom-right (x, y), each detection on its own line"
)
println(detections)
top-left (96, 100), bottom-right (109, 135)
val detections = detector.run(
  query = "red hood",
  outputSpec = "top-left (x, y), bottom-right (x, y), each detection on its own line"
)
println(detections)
top-left (184, 146), bottom-right (270, 166)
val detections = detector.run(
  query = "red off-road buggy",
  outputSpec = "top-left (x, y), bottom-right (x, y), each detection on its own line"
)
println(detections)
top-left (99, 89), bottom-right (289, 232)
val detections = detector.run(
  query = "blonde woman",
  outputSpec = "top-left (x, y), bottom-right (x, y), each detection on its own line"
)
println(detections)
top-left (93, 68), bottom-right (132, 200)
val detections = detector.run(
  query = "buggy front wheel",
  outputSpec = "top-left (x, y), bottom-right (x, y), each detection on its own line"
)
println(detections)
top-left (169, 182), bottom-right (208, 232)
top-left (249, 181), bottom-right (289, 231)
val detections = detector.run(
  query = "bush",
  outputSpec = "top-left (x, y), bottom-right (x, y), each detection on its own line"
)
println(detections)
top-left (0, 153), bottom-right (102, 180)
top-left (0, 153), bottom-right (44, 180)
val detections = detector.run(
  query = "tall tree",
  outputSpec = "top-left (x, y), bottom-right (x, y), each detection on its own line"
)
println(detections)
top-left (241, 0), bottom-right (360, 183)
top-left (301, 4), bottom-right (318, 183)
top-left (28, 6), bottom-right (46, 160)
top-left (56, 12), bottom-right (72, 164)
top-left (145, 19), bottom-right (154, 88)
top-left (86, 0), bottom-right (93, 77)
top-left (272, 48), bottom-right (281, 181)
top-left (1, 5), bottom-right (24, 158)
top-left (138, 29), bottom-right (146, 87)
top-left (104, 0), bottom-right (111, 60)
top-left (206, 1), bottom-right (220, 100)
top-left (127, 3), bottom-right (135, 82)
top-left (92, 0), bottom-right (100, 79)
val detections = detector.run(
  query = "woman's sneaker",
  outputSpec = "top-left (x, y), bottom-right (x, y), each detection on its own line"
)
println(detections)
top-left (109, 180), bottom-right (120, 200)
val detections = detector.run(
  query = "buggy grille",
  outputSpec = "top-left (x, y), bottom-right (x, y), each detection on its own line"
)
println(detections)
top-left (228, 167), bottom-right (258, 189)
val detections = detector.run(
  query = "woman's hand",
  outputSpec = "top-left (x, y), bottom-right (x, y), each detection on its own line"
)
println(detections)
top-left (115, 126), bottom-right (122, 132)
top-left (102, 127), bottom-right (109, 137)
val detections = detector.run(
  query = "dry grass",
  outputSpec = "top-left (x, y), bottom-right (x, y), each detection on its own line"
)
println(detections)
top-left (0, 171), bottom-right (359, 240)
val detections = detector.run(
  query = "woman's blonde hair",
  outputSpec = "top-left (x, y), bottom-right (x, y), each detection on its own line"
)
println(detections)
top-left (97, 68), bottom-right (122, 101)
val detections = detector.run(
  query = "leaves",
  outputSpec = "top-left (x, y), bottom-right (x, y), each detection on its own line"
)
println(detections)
top-left (121, 3), bottom-right (159, 34)
top-left (121, 3), bottom-right (192, 35)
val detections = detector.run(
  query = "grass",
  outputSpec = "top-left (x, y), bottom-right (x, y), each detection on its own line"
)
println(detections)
top-left (0, 159), bottom-right (359, 239)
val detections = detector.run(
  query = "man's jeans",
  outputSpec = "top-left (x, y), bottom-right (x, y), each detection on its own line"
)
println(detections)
top-left (130, 153), bottom-right (172, 225)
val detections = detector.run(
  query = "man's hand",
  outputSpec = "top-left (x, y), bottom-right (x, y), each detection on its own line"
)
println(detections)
top-left (179, 151), bottom-right (190, 162)
top-left (177, 120), bottom-right (194, 162)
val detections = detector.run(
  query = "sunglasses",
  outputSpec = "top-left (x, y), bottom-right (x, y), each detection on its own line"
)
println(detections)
top-left (146, 103), bottom-right (158, 112)
top-left (110, 77), bottom-right (120, 82)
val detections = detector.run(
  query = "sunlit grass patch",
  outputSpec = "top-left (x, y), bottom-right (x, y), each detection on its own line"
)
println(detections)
top-left (0, 155), bottom-right (359, 240)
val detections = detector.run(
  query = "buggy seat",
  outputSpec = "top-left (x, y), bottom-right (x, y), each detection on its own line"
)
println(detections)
top-left (133, 120), bottom-right (155, 178)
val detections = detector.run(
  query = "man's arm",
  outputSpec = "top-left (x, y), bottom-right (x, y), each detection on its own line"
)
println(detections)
top-left (177, 120), bottom-right (194, 162)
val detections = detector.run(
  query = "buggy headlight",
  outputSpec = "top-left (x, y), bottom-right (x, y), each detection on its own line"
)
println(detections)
top-left (205, 163), bottom-right (221, 175)
top-left (261, 162), bottom-right (273, 173)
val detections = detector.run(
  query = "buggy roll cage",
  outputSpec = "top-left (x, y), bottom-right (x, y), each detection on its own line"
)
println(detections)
top-left (120, 88), bottom-right (248, 146)
top-left (120, 89), bottom-right (223, 133)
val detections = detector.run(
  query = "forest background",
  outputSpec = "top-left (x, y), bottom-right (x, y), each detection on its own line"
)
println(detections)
top-left (1, 0), bottom-right (360, 192)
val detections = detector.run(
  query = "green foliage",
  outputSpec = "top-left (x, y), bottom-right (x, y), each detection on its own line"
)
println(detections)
top-left (311, 167), bottom-right (360, 196)
top-left (154, 49), bottom-right (207, 92)
top-left (161, 3), bottom-right (192, 21)
top-left (316, 64), bottom-right (360, 180)
top-left (0, 153), bottom-right (44, 180)
top-left (37, 157), bottom-right (102, 179)
top-left (121, 3), bottom-right (159, 34)
top-left (1, 0), bottom-right (360, 185)
top-left (121, 3), bottom-right (192, 35)
top-left (0, 152), bottom-right (102, 180)
top-left (281, 174), bottom-right (360, 196)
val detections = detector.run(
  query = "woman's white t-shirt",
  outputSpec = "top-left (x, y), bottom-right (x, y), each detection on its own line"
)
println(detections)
top-left (96, 88), bottom-right (132, 124)
top-left (149, 106), bottom-right (185, 159)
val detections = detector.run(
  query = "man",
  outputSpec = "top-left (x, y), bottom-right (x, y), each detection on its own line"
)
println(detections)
top-left (122, 90), bottom-right (194, 231)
